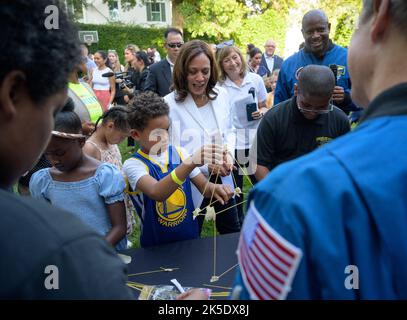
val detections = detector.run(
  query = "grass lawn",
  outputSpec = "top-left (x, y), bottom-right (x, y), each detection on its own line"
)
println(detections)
top-left (119, 139), bottom-right (253, 249)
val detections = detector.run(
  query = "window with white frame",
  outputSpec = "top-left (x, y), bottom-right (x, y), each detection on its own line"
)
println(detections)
top-left (146, 1), bottom-right (166, 22)
top-left (109, 0), bottom-right (119, 21)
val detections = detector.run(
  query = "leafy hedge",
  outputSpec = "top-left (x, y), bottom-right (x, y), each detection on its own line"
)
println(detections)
top-left (77, 23), bottom-right (167, 63)
top-left (76, 23), bottom-right (216, 64)
top-left (76, 20), bottom-right (287, 62)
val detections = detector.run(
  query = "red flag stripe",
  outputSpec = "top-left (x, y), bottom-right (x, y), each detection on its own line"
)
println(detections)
top-left (253, 233), bottom-right (290, 277)
top-left (240, 238), bottom-right (279, 300)
top-left (243, 239), bottom-right (281, 299)
top-left (250, 238), bottom-right (286, 285)
top-left (247, 238), bottom-right (285, 294)
top-left (259, 222), bottom-right (297, 259)
top-left (239, 240), bottom-right (268, 300)
top-left (255, 229), bottom-right (292, 270)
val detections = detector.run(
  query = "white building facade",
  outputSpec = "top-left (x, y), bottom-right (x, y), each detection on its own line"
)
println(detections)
top-left (66, 0), bottom-right (172, 27)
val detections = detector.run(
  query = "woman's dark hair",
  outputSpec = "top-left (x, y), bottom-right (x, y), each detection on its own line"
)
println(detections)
top-left (249, 47), bottom-right (262, 59)
top-left (127, 91), bottom-right (169, 131)
top-left (93, 106), bottom-right (130, 133)
top-left (164, 27), bottom-right (183, 40)
top-left (54, 98), bottom-right (82, 134)
top-left (135, 51), bottom-right (151, 68)
top-left (247, 43), bottom-right (255, 52)
top-left (173, 40), bottom-right (219, 102)
top-left (95, 50), bottom-right (107, 64)
top-left (0, 0), bottom-right (81, 103)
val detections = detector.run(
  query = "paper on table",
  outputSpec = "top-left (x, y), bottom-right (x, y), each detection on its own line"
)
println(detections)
top-left (171, 278), bottom-right (186, 293)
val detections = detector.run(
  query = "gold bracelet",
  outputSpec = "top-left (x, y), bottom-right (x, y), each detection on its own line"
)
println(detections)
top-left (170, 170), bottom-right (185, 186)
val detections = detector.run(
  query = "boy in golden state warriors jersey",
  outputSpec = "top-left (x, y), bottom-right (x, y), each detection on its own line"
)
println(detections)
top-left (123, 92), bottom-right (233, 247)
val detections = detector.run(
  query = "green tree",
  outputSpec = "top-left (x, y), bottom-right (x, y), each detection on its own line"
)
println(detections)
top-left (178, 0), bottom-right (248, 40)
top-left (236, 7), bottom-right (288, 55)
top-left (333, 9), bottom-right (359, 47)
top-left (316, 0), bottom-right (362, 46)
top-left (244, 0), bottom-right (295, 14)
top-left (70, 0), bottom-right (294, 54)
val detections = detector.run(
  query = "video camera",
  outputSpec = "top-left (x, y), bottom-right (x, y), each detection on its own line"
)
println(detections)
top-left (102, 71), bottom-right (134, 90)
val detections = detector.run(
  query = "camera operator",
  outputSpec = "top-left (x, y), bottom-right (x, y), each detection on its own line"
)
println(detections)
top-left (115, 45), bottom-right (139, 105)
top-left (122, 51), bottom-right (151, 97)
top-left (107, 49), bottom-right (128, 106)
top-left (109, 70), bottom-right (137, 105)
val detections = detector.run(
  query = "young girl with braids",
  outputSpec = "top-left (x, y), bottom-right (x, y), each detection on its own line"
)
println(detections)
top-left (29, 100), bottom-right (127, 250)
top-left (83, 106), bottom-right (135, 235)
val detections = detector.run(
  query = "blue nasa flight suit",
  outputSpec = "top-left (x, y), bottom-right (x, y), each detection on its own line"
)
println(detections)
top-left (274, 43), bottom-right (359, 115)
top-left (233, 83), bottom-right (407, 299)
top-left (129, 146), bottom-right (199, 248)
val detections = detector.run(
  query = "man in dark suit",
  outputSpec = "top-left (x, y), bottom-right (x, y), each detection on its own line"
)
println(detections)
top-left (259, 39), bottom-right (284, 76)
top-left (259, 39), bottom-right (283, 92)
top-left (144, 28), bottom-right (183, 97)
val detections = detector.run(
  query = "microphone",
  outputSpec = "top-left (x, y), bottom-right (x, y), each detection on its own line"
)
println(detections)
top-left (102, 72), bottom-right (115, 77)
top-left (329, 64), bottom-right (338, 86)
top-left (248, 87), bottom-right (255, 99)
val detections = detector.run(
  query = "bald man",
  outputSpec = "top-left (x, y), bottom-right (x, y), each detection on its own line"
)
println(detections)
top-left (274, 10), bottom-right (361, 117)
top-left (253, 65), bottom-right (350, 181)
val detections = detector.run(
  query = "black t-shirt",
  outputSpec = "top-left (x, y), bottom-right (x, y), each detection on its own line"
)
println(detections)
top-left (0, 189), bottom-right (133, 299)
top-left (255, 97), bottom-right (350, 171)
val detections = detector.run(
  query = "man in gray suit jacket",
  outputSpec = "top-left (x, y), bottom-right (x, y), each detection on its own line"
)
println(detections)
top-left (144, 28), bottom-right (184, 97)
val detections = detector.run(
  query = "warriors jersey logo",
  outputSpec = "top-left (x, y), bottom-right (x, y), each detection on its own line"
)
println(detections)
top-left (156, 187), bottom-right (187, 227)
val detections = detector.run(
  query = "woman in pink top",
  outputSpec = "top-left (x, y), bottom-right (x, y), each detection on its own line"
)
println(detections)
top-left (91, 50), bottom-right (116, 112)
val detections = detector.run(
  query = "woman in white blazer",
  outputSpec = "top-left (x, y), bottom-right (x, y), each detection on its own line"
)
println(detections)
top-left (164, 40), bottom-right (241, 234)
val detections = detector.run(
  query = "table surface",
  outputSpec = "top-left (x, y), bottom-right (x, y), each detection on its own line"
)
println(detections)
top-left (121, 232), bottom-right (240, 299)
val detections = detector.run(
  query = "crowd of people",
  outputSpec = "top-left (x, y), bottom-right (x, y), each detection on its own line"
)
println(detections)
top-left (2, 0), bottom-right (407, 300)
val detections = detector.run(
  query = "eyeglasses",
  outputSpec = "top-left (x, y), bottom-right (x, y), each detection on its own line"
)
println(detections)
top-left (166, 42), bottom-right (183, 49)
top-left (297, 97), bottom-right (333, 114)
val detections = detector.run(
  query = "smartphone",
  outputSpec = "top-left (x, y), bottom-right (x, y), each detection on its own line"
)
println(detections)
top-left (246, 102), bottom-right (258, 121)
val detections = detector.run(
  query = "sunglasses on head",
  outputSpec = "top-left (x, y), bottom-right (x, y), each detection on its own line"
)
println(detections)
top-left (167, 42), bottom-right (183, 49)
top-left (216, 40), bottom-right (234, 50)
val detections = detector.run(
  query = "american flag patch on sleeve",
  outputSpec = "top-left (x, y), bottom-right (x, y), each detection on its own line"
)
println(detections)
top-left (237, 202), bottom-right (302, 300)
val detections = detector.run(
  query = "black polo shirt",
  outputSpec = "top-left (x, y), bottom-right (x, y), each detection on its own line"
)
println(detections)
top-left (255, 96), bottom-right (350, 171)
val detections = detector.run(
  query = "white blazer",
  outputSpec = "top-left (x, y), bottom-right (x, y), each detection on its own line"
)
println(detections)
top-left (164, 86), bottom-right (236, 207)
top-left (165, 86), bottom-right (236, 159)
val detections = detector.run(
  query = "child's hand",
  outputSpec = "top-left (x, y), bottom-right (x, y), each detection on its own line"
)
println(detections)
top-left (185, 144), bottom-right (224, 167)
top-left (206, 183), bottom-right (234, 205)
top-left (207, 151), bottom-right (235, 177)
top-left (224, 152), bottom-right (235, 172)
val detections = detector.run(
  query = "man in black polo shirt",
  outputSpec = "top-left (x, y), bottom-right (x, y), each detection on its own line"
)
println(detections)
top-left (253, 64), bottom-right (350, 181)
